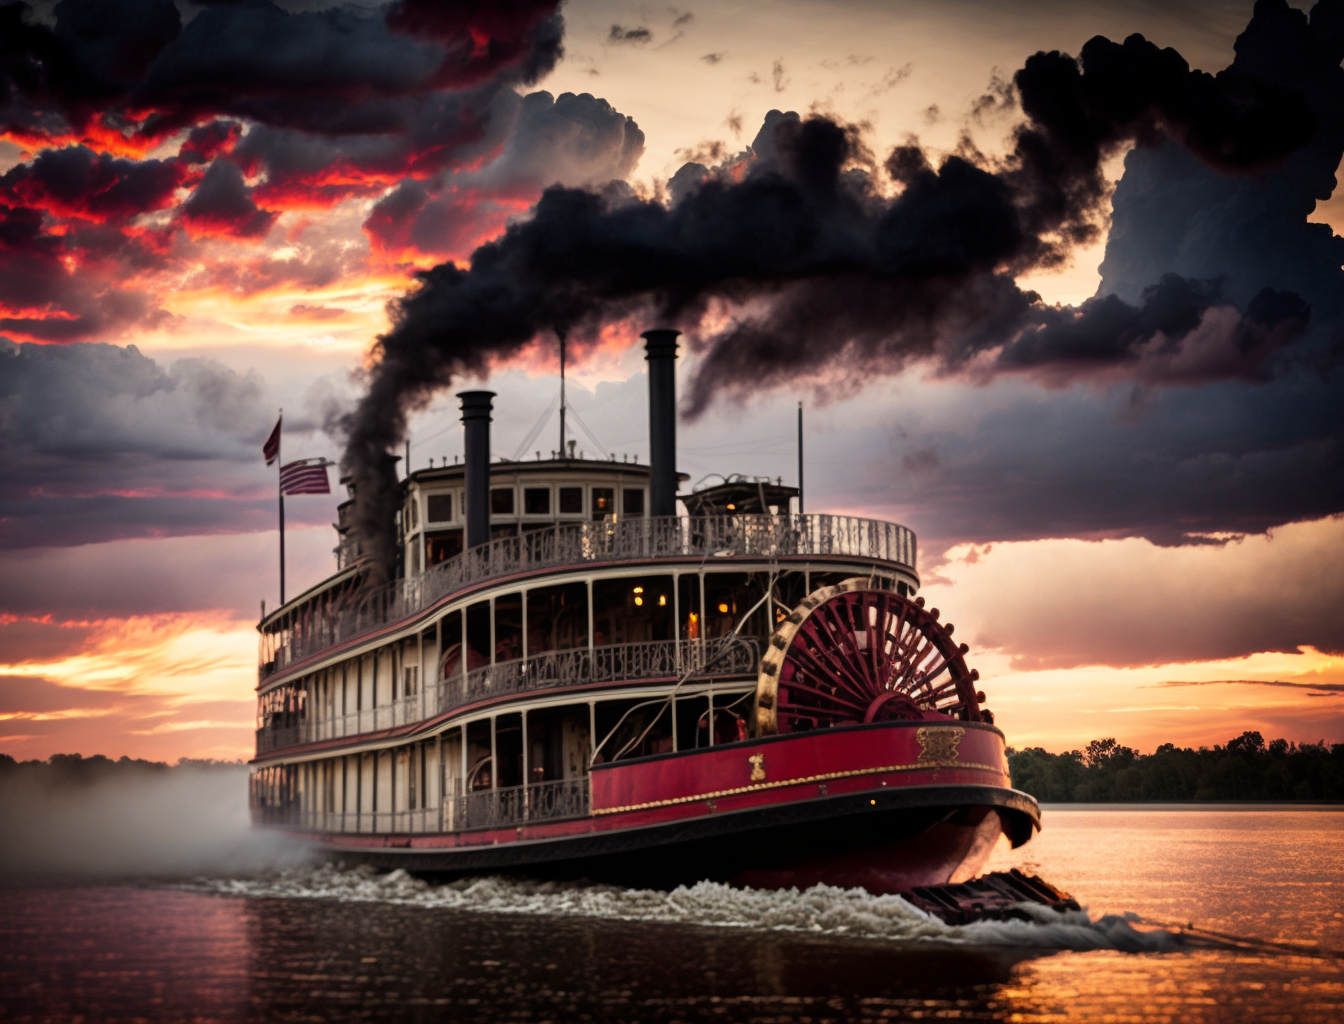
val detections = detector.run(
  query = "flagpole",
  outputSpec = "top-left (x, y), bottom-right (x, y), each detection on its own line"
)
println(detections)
top-left (278, 408), bottom-right (285, 606)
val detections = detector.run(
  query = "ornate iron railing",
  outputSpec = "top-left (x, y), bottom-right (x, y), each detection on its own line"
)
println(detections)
top-left (254, 635), bottom-right (761, 755)
top-left (262, 513), bottom-right (915, 682)
top-left (256, 777), bottom-right (591, 834)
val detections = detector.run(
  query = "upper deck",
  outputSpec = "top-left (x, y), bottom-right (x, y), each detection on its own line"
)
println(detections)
top-left (259, 511), bottom-right (918, 687)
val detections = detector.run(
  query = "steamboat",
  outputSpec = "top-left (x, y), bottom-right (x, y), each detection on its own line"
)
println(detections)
top-left (251, 329), bottom-right (1061, 912)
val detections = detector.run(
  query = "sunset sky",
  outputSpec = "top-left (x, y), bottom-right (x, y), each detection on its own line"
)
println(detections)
top-left (1, 0), bottom-right (1341, 764)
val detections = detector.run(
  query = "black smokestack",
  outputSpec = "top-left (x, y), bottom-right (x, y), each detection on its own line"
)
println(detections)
top-left (642, 328), bottom-right (680, 517)
top-left (341, 1), bottom-right (1333, 561)
top-left (458, 390), bottom-right (494, 549)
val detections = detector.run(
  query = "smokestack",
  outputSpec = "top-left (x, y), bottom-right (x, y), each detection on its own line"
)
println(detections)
top-left (458, 390), bottom-right (495, 549)
top-left (642, 328), bottom-right (680, 518)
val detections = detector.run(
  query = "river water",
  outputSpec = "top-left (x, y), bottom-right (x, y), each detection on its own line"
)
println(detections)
top-left (2, 806), bottom-right (1341, 1023)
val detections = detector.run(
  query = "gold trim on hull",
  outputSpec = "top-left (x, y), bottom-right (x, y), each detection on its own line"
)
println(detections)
top-left (592, 759), bottom-right (1003, 815)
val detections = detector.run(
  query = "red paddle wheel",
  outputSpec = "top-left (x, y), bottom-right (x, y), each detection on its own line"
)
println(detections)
top-left (755, 578), bottom-right (987, 735)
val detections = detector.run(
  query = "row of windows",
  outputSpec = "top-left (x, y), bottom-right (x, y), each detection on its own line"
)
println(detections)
top-left (419, 485), bottom-right (645, 524)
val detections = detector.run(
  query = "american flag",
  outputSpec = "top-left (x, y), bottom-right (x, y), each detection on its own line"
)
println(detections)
top-left (279, 458), bottom-right (331, 495)
top-left (262, 415), bottom-right (282, 465)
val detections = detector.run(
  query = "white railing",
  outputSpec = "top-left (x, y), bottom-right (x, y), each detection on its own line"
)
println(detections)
top-left (256, 777), bottom-right (591, 833)
top-left (255, 635), bottom-right (761, 755)
top-left (261, 513), bottom-right (915, 682)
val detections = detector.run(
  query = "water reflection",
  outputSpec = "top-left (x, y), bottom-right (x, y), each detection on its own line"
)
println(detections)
top-left (4, 885), bottom-right (1342, 1023)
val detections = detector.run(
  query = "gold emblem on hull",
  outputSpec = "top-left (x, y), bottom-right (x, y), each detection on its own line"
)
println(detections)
top-left (748, 753), bottom-right (766, 781)
top-left (916, 726), bottom-right (965, 767)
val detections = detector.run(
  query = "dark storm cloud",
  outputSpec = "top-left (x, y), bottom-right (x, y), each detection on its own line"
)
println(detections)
top-left (878, 0), bottom-right (1344, 551)
top-left (996, 275), bottom-right (1311, 383)
top-left (881, 372), bottom-right (1344, 551)
top-left (362, 90), bottom-right (645, 257)
top-left (340, 1), bottom-right (1341, 569)
top-left (0, 0), bottom-right (579, 332)
top-left (177, 120), bottom-right (242, 164)
top-left (0, 145), bottom-right (185, 220)
top-left (0, 204), bottom-right (174, 342)
top-left (0, 0), bottom-right (563, 143)
top-left (0, 338), bottom-right (331, 549)
top-left (179, 159), bottom-right (276, 239)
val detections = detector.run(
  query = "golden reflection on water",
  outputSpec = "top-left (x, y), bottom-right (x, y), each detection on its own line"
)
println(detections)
top-left (988, 807), bottom-right (1344, 948)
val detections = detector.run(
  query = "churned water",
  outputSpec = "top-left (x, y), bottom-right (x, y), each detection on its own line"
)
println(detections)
top-left (2, 806), bottom-right (1342, 1023)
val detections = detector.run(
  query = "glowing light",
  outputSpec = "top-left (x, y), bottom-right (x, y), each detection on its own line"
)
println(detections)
top-left (727, 503), bottom-right (736, 510)
top-left (634, 596), bottom-right (643, 606)
top-left (633, 586), bottom-right (643, 593)
top-left (658, 595), bottom-right (667, 606)
top-left (718, 603), bottom-right (729, 613)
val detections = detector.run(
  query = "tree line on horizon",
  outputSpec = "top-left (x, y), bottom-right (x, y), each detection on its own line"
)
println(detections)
top-left (5, 737), bottom-right (1343, 802)
top-left (0, 753), bottom-right (246, 783)
top-left (1007, 732), bottom-right (1344, 802)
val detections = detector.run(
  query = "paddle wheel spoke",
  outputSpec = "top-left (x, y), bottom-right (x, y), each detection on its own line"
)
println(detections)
top-left (756, 578), bottom-right (983, 735)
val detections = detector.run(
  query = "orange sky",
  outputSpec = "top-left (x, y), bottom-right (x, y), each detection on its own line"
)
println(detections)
top-left (1, 0), bottom-right (1341, 763)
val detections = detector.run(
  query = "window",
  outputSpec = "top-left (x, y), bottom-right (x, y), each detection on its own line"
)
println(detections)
top-left (559, 486), bottom-right (583, 514)
top-left (524, 487), bottom-right (550, 514)
top-left (591, 487), bottom-right (614, 520)
top-left (623, 488), bottom-right (645, 516)
top-left (491, 487), bottom-right (514, 514)
top-left (526, 582), bottom-right (589, 653)
top-left (427, 493), bottom-right (453, 522)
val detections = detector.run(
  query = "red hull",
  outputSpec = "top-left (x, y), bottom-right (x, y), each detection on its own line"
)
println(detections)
top-left (288, 720), bottom-right (1038, 894)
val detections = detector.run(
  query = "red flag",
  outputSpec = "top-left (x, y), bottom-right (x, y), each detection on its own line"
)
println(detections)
top-left (280, 459), bottom-right (331, 495)
top-left (263, 415), bottom-right (281, 465)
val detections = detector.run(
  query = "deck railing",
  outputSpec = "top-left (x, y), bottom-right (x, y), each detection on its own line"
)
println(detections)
top-left (256, 777), bottom-right (591, 834)
top-left (262, 513), bottom-right (915, 682)
top-left (255, 635), bottom-right (761, 755)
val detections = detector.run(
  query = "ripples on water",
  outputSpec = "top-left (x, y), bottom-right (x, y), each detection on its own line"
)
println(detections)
top-left (1, 807), bottom-right (1341, 1023)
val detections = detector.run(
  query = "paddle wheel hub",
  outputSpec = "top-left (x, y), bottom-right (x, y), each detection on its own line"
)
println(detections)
top-left (756, 579), bottom-right (987, 735)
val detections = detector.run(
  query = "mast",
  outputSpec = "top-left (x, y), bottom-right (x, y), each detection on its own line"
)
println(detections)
top-left (278, 408), bottom-right (285, 604)
top-left (558, 329), bottom-right (567, 458)
top-left (797, 401), bottom-right (804, 514)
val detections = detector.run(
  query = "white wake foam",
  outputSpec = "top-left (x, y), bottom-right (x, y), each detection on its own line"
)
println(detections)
top-left (187, 864), bottom-right (1176, 952)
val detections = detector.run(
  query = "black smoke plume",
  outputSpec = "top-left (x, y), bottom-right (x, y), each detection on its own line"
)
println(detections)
top-left (343, 0), bottom-right (1340, 574)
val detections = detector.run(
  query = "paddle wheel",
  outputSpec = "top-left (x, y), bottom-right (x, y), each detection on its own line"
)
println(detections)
top-left (756, 578), bottom-right (988, 735)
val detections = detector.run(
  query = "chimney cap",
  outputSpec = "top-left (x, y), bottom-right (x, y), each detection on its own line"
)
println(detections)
top-left (642, 328), bottom-right (680, 359)
top-left (457, 390), bottom-right (496, 417)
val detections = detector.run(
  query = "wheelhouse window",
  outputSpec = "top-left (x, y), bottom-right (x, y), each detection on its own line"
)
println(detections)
top-left (591, 487), bottom-right (614, 520)
top-left (425, 530), bottom-right (463, 567)
top-left (491, 488), bottom-right (514, 515)
top-left (523, 487), bottom-right (550, 515)
top-left (559, 486), bottom-right (583, 514)
top-left (427, 493), bottom-right (453, 523)
top-left (622, 488), bottom-right (645, 516)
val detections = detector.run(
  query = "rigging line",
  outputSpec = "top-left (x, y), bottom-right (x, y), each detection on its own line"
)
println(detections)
top-left (564, 402), bottom-right (610, 458)
top-left (510, 395), bottom-right (560, 460)
top-left (408, 420), bottom-right (460, 450)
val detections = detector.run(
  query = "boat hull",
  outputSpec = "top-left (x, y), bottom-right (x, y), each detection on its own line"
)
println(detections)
top-left (281, 720), bottom-right (1037, 894)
